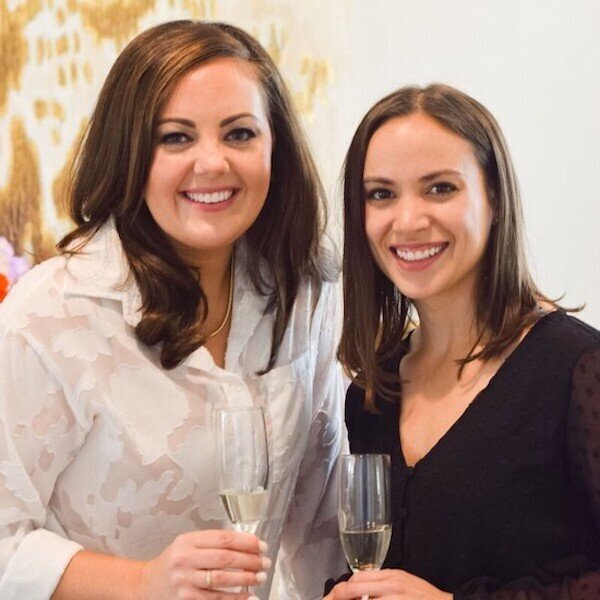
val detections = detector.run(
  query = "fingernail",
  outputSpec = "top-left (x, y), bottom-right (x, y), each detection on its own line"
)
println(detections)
top-left (261, 556), bottom-right (272, 569)
top-left (249, 596), bottom-right (259, 600)
top-left (256, 571), bottom-right (267, 583)
top-left (259, 540), bottom-right (268, 553)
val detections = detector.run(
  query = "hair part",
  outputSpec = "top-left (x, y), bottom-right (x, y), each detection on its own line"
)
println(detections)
top-left (58, 20), bottom-right (331, 371)
top-left (338, 83), bottom-right (558, 410)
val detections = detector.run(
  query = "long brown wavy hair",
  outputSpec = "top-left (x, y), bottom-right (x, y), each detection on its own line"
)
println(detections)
top-left (338, 84), bottom-right (556, 409)
top-left (58, 20), bottom-right (331, 371)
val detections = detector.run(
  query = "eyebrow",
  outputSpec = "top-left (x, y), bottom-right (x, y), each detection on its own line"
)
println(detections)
top-left (156, 112), bottom-right (259, 128)
top-left (363, 176), bottom-right (394, 186)
top-left (363, 170), bottom-right (462, 186)
top-left (418, 169), bottom-right (462, 183)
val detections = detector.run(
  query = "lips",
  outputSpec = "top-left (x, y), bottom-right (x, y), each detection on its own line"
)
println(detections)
top-left (389, 242), bottom-right (449, 271)
top-left (183, 188), bottom-right (236, 204)
top-left (394, 243), bottom-right (446, 262)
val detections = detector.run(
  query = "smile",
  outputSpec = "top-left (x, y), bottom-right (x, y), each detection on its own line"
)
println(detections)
top-left (183, 189), bottom-right (236, 204)
top-left (393, 244), bottom-right (446, 262)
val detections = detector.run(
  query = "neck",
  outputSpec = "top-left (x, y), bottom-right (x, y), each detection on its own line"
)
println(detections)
top-left (176, 246), bottom-right (235, 334)
top-left (411, 287), bottom-right (482, 361)
top-left (196, 249), bottom-right (234, 301)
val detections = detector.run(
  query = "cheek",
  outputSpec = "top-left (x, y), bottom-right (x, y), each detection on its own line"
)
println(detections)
top-left (145, 154), bottom-right (177, 199)
top-left (446, 197), bottom-right (491, 244)
top-left (258, 163), bottom-right (272, 192)
top-left (364, 207), bottom-right (387, 247)
top-left (364, 209), bottom-right (389, 268)
top-left (246, 149), bottom-right (272, 196)
top-left (464, 203), bottom-right (493, 245)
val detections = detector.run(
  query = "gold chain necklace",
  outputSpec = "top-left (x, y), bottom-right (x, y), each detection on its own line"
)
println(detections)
top-left (207, 254), bottom-right (235, 339)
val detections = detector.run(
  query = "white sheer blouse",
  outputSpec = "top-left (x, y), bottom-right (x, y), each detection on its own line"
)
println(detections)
top-left (0, 222), bottom-right (347, 599)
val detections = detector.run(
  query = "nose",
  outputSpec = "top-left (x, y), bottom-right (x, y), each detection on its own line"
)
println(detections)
top-left (390, 195), bottom-right (430, 234)
top-left (192, 139), bottom-right (228, 176)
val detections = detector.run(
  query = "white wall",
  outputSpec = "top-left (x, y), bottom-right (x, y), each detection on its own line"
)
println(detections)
top-left (307, 0), bottom-right (600, 327)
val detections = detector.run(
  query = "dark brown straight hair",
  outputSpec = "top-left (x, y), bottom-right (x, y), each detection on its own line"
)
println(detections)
top-left (58, 20), bottom-right (331, 371)
top-left (338, 84), bottom-right (557, 409)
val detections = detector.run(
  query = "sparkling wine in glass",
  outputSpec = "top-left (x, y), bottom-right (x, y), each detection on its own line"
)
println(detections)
top-left (339, 454), bottom-right (392, 574)
top-left (214, 406), bottom-right (269, 535)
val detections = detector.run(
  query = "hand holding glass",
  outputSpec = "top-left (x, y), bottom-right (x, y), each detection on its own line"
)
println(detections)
top-left (339, 454), bottom-right (392, 573)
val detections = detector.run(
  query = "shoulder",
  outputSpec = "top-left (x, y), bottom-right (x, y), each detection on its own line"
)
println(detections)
top-left (512, 311), bottom-right (600, 393)
top-left (531, 311), bottom-right (600, 357)
top-left (0, 254), bottom-right (69, 326)
top-left (0, 256), bottom-right (72, 377)
top-left (0, 223), bottom-right (135, 345)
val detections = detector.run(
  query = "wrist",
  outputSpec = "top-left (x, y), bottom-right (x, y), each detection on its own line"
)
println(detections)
top-left (135, 560), bottom-right (150, 600)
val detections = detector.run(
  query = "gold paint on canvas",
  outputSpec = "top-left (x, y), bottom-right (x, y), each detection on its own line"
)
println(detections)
top-left (52, 119), bottom-right (87, 219)
top-left (77, 0), bottom-right (156, 46)
top-left (56, 34), bottom-right (69, 56)
top-left (33, 100), bottom-right (66, 121)
top-left (294, 56), bottom-right (331, 114)
top-left (83, 61), bottom-right (93, 83)
top-left (0, 0), bottom-right (333, 270)
top-left (266, 23), bottom-right (287, 65)
top-left (36, 37), bottom-right (45, 63)
top-left (34, 99), bottom-right (48, 119)
top-left (57, 65), bottom-right (67, 86)
top-left (0, 118), bottom-right (53, 260)
top-left (0, 0), bottom-right (43, 114)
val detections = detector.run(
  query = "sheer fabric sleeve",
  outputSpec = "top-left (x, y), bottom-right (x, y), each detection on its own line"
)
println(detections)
top-left (0, 325), bottom-right (86, 599)
top-left (276, 282), bottom-right (348, 599)
top-left (456, 345), bottom-right (600, 600)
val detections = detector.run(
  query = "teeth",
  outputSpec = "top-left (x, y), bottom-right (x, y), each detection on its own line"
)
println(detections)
top-left (395, 245), bottom-right (444, 262)
top-left (185, 190), bottom-right (234, 204)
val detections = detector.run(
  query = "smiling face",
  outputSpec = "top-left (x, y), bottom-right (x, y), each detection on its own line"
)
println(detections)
top-left (144, 57), bottom-right (273, 265)
top-left (363, 112), bottom-right (493, 309)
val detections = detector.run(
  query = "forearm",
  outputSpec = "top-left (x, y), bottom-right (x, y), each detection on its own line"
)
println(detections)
top-left (52, 550), bottom-right (145, 600)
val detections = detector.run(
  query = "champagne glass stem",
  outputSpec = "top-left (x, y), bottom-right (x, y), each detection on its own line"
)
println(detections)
top-left (233, 521), bottom-right (260, 595)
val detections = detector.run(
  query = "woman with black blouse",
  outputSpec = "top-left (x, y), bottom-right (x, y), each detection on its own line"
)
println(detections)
top-left (325, 84), bottom-right (600, 599)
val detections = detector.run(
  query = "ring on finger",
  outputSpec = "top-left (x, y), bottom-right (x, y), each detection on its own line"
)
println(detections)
top-left (205, 569), bottom-right (213, 589)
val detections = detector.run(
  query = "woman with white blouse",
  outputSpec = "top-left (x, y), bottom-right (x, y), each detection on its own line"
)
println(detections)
top-left (0, 21), bottom-right (346, 600)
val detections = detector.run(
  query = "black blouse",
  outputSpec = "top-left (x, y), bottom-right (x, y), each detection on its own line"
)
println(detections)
top-left (336, 311), bottom-right (600, 599)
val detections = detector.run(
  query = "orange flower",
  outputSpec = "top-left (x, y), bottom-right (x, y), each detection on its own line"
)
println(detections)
top-left (0, 273), bottom-right (8, 302)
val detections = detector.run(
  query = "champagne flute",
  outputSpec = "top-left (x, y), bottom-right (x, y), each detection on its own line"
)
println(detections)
top-left (215, 406), bottom-right (269, 533)
top-left (338, 453), bottom-right (392, 596)
top-left (214, 406), bottom-right (269, 594)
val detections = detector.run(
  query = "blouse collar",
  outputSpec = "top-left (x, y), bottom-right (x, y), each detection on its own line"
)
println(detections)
top-left (62, 219), bottom-right (270, 372)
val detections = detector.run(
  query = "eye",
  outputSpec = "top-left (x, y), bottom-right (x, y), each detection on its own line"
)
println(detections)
top-left (365, 188), bottom-right (394, 201)
top-left (157, 131), bottom-right (192, 146)
top-left (225, 127), bottom-right (257, 143)
top-left (428, 182), bottom-right (457, 195)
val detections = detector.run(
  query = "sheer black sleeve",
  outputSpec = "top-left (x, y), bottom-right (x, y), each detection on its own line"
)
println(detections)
top-left (456, 346), bottom-right (600, 600)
